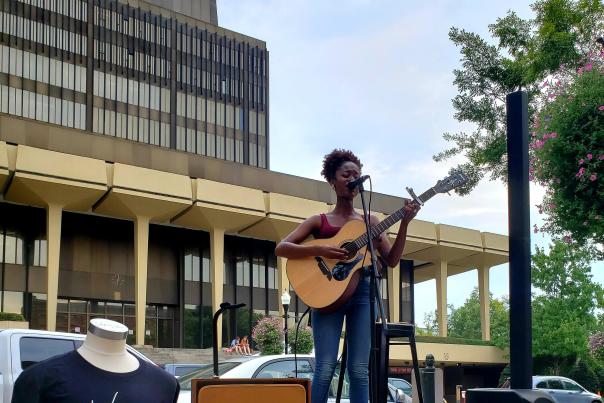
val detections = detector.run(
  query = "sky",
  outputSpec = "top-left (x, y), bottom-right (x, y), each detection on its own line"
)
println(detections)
top-left (217, 0), bottom-right (604, 325)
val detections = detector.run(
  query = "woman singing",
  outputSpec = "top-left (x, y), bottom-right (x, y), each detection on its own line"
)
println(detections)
top-left (275, 149), bottom-right (420, 403)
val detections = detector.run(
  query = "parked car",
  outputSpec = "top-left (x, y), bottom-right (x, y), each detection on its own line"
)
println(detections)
top-left (0, 328), bottom-right (155, 403)
top-left (533, 376), bottom-right (602, 402)
top-left (177, 354), bottom-right (410, 403)
top-left (161, 363), bottom-right (211, 378)
top-left (388, 377), bottom-right (412, 397)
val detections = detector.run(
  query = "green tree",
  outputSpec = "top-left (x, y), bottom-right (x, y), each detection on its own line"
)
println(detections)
top-left (531, 240), bottom-right (604, 372)
top-left (447, 288), bottom-right (510, 350)
top-left (434, 0), bottom-right (604, 195)
top-left (421, 304), bottom-right (453, 336)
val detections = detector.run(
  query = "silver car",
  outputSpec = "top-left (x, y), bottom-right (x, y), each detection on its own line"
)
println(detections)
top-left (533, 376), bottom-right (602, 403)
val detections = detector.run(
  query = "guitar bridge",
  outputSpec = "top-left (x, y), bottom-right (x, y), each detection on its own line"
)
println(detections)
top-left (315, 257), bottom-right (332, 281)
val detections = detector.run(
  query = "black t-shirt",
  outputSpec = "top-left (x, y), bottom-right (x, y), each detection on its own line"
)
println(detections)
top-left (12, 350), bottom-right (180, 403)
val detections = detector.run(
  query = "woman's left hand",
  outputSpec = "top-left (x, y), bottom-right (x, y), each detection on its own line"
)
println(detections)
top-left (402, 200), bottom-right (420, 224)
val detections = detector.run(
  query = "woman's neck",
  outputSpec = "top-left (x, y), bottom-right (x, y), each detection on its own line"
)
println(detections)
top-left (332, 198), bottom-right (357, 218)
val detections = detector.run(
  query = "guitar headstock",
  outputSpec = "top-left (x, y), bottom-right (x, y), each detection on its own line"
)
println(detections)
top-left (433, 171), bottom-right (469, 194)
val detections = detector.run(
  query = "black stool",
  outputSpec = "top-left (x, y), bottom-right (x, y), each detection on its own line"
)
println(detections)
top-left (374, 322), bottom-right (423, 403)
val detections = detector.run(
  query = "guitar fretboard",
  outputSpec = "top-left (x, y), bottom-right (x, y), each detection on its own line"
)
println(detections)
top-left (343, 187), bottom-right (437, 254)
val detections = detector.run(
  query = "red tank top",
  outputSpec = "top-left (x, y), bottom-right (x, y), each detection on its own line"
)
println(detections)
top-left (313, 214), bottom-right (342, 239)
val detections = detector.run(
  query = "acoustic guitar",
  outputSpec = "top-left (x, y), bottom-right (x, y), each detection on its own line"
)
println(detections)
top-left (286, 172), bottom-right (469, 312)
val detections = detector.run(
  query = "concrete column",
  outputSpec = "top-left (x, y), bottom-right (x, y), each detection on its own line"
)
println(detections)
top-left (277, 256), bottom-right (289, 316)
top-left (45, 203), bottom-right (62, 332)
top-left (435, 261), bottom-right (448, 337)
top-left (134, 216), bottom-right (150, 345)
top-left (210, 227), bottom-right (225, 347)
top-left (388, 265), bottom-right (400, 323)
top-left (478, 265), bottom-right (491, 341)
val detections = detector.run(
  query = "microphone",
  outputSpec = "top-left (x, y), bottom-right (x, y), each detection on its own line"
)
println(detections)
top-left (346, 175), bottom-right (370, 190)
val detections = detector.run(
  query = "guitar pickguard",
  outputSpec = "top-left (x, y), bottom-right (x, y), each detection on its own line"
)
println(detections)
top-left (331, 255), bottom-right (364, 281)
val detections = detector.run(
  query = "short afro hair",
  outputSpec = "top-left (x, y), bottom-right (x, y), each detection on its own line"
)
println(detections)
top-left (321, 149), bottom-right (362, 182)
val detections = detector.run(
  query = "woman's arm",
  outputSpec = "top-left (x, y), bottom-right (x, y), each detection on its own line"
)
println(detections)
top-left (375, 201), bottom-right (420, 268)
top-left (275, 215), bottom-right (348, 260)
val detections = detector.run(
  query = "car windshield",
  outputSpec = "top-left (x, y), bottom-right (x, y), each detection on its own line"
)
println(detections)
top-left (178, 362), bottom-right (243, 391)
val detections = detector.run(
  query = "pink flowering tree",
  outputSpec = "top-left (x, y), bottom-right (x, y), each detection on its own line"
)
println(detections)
top-left (589, 331), bottom-right (604, 361)
top-left (432, 0), bottom-right (604, 245)
top-left (530, 52), bottom-right (604, 245)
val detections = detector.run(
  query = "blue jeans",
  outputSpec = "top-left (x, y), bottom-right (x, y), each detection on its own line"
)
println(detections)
top-left (311, 276), bottom-right (371, 403)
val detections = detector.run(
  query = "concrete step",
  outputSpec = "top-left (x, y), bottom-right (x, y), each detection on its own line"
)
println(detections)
top-left (133, 346), bottom-right (239, 365)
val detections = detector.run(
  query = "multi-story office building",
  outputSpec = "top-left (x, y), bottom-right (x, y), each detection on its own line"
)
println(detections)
top-left (0, 1), bottom-right (509, 395)
top-left (0, 0), bottom-right (268, 167)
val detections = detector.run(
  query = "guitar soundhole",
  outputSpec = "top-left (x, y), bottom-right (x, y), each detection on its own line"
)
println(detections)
top-left (339, 242), bottom-right (356, 261)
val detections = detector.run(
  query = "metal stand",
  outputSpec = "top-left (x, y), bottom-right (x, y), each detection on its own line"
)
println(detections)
top-left (355, 182), bottom-right (389, 403)
top-left (212, 302), bottom-right (245, 377)
top-left (375, 322), bottom-right (423, 403)
top-left (466, 91), bottom-right (554, 403)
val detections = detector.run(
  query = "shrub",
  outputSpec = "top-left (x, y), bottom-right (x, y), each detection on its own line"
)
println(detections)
top-left (287, 326), bottom-right (313, 354)
top-left (0, 312), bottom-right (25, 321)
top-left (251, 316), bottom-right (284, 355)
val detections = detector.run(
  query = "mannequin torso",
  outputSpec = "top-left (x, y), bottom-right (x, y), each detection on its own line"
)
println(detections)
top-left (12, 318), bottom-right (180, 403)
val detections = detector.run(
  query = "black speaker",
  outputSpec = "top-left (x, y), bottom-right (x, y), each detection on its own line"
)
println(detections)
top-left (466, 388), bottom-right (555, 403)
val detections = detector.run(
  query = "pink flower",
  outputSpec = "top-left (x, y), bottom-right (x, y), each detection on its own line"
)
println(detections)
top-left (599, 155), bottom-right (604, 160)
top-left (578, 67), bottom-right (584, 75)
top-left (579, 159), bottom-right (585, 165)
top-left (599, 105), bottom-right (604, 111)
top-left (576, 167), bottom-right (586, 177)
top-left (549, 132), bottom-right (557, 138)
top-left (562, 235), bottom-right (572, 244)
top-left (587, 154), bottom-right (593, 160)
top-left (585, 63), bottom-right (593, 72)
top-left (533, 224), bottom-right (539, 234)
top-left (590, 174), bottom-right (597, 181)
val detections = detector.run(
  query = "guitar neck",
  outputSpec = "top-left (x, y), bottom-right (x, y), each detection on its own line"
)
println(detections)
top-left (350, 187), bottom-right (437, 251)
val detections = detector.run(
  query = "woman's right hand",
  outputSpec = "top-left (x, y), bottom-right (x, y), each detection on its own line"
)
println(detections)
top-left (313, 245), bottom-right (348, 260)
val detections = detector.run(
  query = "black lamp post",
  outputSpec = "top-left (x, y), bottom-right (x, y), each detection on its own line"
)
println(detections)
top-left (281, 290), bottom-right (291, 354)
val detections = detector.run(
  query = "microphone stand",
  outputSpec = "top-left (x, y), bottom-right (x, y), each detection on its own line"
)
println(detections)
top-left (356, 182), bottom-right (388, 403)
